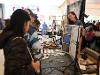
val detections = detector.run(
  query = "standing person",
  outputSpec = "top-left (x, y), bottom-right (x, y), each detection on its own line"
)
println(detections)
top-left (25, 9), bottom-right (38, 35)
top-left (67, 11), bottom-right (83, 25)
top-left (64, 11), bottom-right (83, 51)
top-left (29, 19), bottom-right (42, 50)
top-left (51, 20), bottom-right (56, 36)
top-left (52, 20), bottom-right (56, 30)
top-left (0, 9), bottom-right (40, 75)
top-left (24, 9), bottom-right (38, 42)
top-left (25, 9), bottom-right (42, 50)
top-left (41, 22), bottom-right (48, 35)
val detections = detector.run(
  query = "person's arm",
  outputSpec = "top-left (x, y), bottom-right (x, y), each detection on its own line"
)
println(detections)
top-left (9, 37), bottom-right (40, 75)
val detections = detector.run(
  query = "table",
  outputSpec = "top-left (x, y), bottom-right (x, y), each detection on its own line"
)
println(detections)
top-left (40, 49), bottom-right (81, 75)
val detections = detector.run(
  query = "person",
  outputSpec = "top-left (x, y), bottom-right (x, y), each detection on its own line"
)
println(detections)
top-left (67, 11), bottom-right (83, 25)
top-left (41, 22), bottom-right (48, 35)
top-left (0, 9), bottom-right (40, 75)
top-left (25, 9), bottom-right (42, 50)
top-left (52, 20), bottom-right (56, 30)
top-left (64, 11), bottom-right (83, 51)
top-left (29, 19), bottom-right (42, 50)
top-left (25, 9), bottom-right (38, 35)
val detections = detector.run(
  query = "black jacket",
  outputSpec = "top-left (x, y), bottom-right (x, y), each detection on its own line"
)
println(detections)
top-left (0, 31), bottom-right (37, 75)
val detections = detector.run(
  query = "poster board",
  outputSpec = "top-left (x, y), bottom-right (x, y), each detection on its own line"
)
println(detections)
top-left (64, 25), bottom-right (82, 59)
top-left (69, 25), bottom-right (79, 58)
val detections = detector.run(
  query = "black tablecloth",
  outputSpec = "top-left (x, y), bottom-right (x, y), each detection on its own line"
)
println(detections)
top-left (40, 50), bottom-right (81, 75)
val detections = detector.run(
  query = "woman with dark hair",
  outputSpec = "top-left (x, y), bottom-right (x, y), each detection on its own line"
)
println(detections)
top-left (67, 11), bottom-right (82, 25)
top-left (0, 9), bottom-right (40, 75)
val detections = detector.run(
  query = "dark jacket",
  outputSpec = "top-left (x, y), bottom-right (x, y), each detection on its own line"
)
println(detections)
top-left (0, 31), bottom-right (37, 75)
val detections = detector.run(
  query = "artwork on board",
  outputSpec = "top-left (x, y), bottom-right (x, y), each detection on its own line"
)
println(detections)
top-left (63, 25), bottom-right (81, 58)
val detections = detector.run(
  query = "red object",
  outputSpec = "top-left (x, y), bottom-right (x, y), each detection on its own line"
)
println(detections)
top-left (85, 32), bottom-right (95, 41)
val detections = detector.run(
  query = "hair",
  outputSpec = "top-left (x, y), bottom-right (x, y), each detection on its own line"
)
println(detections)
top-left (26, 9), bottom-right (38, 19)
top-left (33, 19), bottom-right (40, 30)
top-left (33, 19), bottom-right (40, 26)
top-left (67, 11), bottom-right (78, 24)
top-left (4, 9), bottom-right (30, 36)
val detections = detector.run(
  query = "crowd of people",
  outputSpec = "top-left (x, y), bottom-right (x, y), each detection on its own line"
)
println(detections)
top-left (82, 22), bottom-right (100, 52)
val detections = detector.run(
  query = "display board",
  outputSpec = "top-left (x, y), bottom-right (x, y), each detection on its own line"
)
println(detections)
top-left (63, 25), bottom-right (82, 59)
top-left (69, 25), bottom-right (79, 58)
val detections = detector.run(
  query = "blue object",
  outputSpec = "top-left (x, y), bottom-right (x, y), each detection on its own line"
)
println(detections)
top-left (64, 34), bottom-right (71, 45)
top-left (67, 26), bottom-right (72, 33)
top-left (41, 22), bottom-right (48, 35)
top-left (28, 25), bottom-right (36, 35)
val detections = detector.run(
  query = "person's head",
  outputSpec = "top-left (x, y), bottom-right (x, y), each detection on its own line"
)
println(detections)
top-left (33, 19), bottom-right (40, 31)
top-left (4, 9), bottom-right (30, 36)
top-left (67, 11), bottom-right (78, 24)
top-left (25, 9), bottom-right (38, 23)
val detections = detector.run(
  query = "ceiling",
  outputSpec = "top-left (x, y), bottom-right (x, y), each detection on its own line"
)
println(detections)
top-left (0, 0), bottom-right (65, 19)
top-left (85, 0), bottom-right (100, 16)
top-left (86, 0), bottom-right (100, 3)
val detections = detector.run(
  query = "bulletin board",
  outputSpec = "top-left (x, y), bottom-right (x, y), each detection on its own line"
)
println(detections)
top-left (63, 25), bottom-right (82, 59)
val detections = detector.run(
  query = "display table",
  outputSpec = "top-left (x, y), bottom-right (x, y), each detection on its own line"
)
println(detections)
top-left (40, 49), bottom-right (80, 75)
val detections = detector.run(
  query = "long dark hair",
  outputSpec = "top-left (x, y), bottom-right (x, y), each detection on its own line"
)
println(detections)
top-left (4, 9), bottom-right (30, 37)
top-left (67, 11), bottom-right (78, 24)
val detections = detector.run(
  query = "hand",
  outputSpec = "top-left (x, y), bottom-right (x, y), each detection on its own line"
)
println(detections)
top-left (32, 60), bottom-right (40, 73)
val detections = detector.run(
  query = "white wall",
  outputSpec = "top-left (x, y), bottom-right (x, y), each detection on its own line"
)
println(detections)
top-left (85, 0), bottom-right (100, 22)
top-left (0, 0), bottom-right (64, 19)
